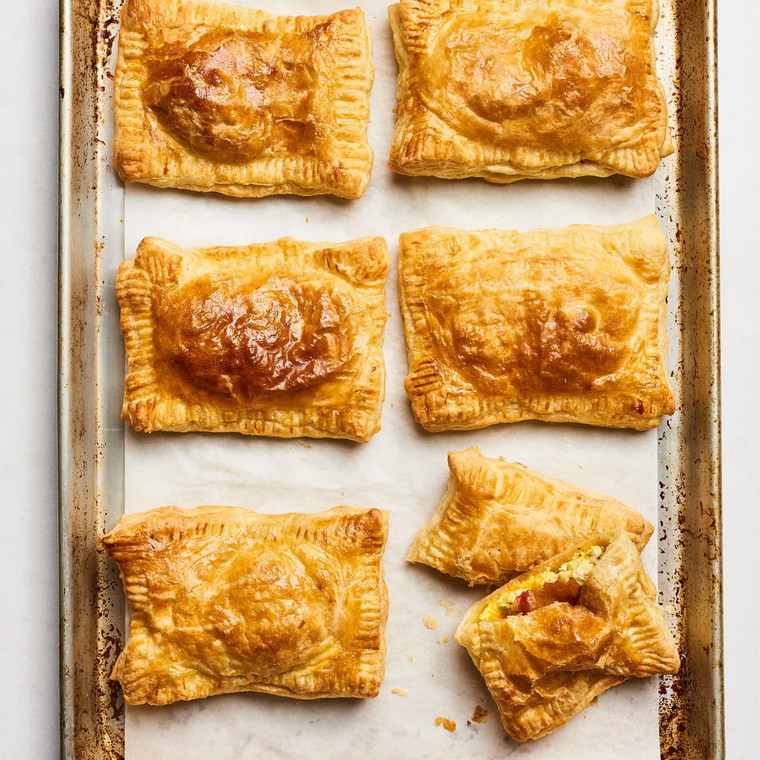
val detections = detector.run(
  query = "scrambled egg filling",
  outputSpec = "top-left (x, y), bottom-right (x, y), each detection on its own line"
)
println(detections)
top-left (480, 545), bottom-right (604, 621)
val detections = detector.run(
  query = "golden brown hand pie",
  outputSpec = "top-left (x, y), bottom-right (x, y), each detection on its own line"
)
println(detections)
top-left (388, 0), bottom-right (671, 182)
top-left (103, 505), bottom-right (389, 705)
top-left (398, 216), bottom-right (675, 431)
top-left (117, 235), bottom-right (388, 441)
top-left (408, 447), bottom-right (653, 585)
top-left (114, 0), bottom-right (374, 199)
top-left (455, 532), bottom-right (679, 741)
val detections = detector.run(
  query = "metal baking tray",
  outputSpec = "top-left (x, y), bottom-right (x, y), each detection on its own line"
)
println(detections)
top-left (58, 0), bottom-right (722, 757)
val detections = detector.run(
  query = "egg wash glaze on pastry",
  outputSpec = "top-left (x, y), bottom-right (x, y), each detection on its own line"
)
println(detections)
top-left (398, 216), bottom-right (675, 431)
top-left (103, 506), bottom-right (390, 705)
top-left (114, 0), bottom-right (374, 198)
top-left (389, 0), bottom-right (672, 182)
top-left (407, 446), bottom-right (653, 585)
top-left (117, 235), bottom-right (389, 441)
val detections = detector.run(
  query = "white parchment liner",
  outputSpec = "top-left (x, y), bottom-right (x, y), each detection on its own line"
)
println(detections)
top-left (122, 0), bottom-right (672, 756)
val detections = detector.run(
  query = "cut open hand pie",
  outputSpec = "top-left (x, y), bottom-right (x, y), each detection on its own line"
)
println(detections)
top-left (398, 217), bottom-right (675, 431)
top-left (116, 235), bottom-right (388, 442)
top-left (114, 0), bottom-right (374, 198)
top-left (103, 505), bottom-right (389, 705)
top-left (408, 447), bottom-right (653, 585)
top-left (455, 532), bottom-right (679, 741)
top-left (389, 0), bottom-right (671, 182)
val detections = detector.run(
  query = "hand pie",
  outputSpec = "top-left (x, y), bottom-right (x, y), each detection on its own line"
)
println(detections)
top-left (389, 0), bottom-right (671, 183)
top-left (398, 217), bottom-right (675, 431)
top-left (455, 532), bottom-right (679, 741)
top-left (103, 505), bottom-right (390, 705)
top-left (114, 0), bottom-right (374, 199)
top-left (408, 447), bottom-right (653, 585)
top-left (117, 235), bottom-right (388, 442)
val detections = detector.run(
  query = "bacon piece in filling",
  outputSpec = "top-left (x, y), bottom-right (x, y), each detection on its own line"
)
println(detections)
top-left (511, 577), bottom-right (583, 615)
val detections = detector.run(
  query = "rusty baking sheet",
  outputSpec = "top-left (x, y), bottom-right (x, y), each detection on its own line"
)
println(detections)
top-left (58, 0), bottom-right (722, 757)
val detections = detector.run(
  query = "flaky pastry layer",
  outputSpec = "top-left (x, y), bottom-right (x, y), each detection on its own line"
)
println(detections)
top-left (117, 235), bottom-right (389, 441)
top-left (114, 0), bottom-right (374, 198)
top-left (408, 447), bottom-right (653, 585)
top-left (104, 505), bottom-right (389, 704)
top-left (455, 532), bottom-right (679, 741)
top-left (389, 0), bottom-right (671, 182)
top-left (398, 216), bottom-right (675, 431)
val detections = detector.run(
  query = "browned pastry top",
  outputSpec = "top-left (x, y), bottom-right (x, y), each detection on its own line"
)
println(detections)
top-left (407, 447), bottom-right (653, 586)
top-left (116, 235), bottom-right (388, 441)
top-left (426, 250), bottom-right (641, 396)
top-left (103, 506), bottom-right (390, 705)
top-left (398, 218), bottom-right (674, 431)
top-left (113, 0), bottom-right (374, 198)
top-left (388, 0), bottom-right (671, 182)
top-left (143, 24), bottom-right (338, 163)
top-left (154, 273), bottom-right (357, 402)
top-left (420, 14), bottom-right (655, 154)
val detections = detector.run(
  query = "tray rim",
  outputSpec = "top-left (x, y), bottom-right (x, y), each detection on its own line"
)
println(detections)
top-left (58, 0), bottom-right (723, 757)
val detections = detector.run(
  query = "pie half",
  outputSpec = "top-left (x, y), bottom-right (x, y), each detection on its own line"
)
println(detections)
top-left (389, 0), bottom-right (672, 182)
top-left (103, 505), bottom-right (390, 705)
top-left (114, 0), bottom-right (374, 198)
top-left (398, 216), bottom-right (675, 431)
top-left (408, 447), bottom-right (653, 585)
top-left (455, 532), bottom-right (679, 741)
top-left (117, 235), bottom-right (389, 442)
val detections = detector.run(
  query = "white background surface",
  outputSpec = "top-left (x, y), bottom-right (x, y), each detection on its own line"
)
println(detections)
top-left (0, 1), bottom-right (755, 757)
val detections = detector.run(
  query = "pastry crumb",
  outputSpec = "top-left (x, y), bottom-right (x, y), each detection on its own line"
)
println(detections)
top-left (435, 717), bottom-right (456, 733)
top-left (439, 599), bottom-right (461, 616)
top-left (470, 705), bottom-right (488, 724)
top-left (407, 653), bottom-right (414, 662)
top-left (423, 615), bottom-right (439, 629)
top-left (391, 688), bottom-right (408, 697)
top-left (442, 635), bottom-right (450, 643)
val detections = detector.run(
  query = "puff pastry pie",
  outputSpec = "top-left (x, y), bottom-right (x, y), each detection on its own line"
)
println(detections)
top-left (398, 217), bottom-right (675, 431)
top-left (117, 235), bottom-right (388, 441)
top-left (388, 0), bottom-right (671, 182)
top-left (103, 505), bottom-right (390, 705)
top-left (114, 0), bottom-right (374, 199)
top-left (408, 447), bottom-right (653, 585)
top-left (455, 532), bottom-right (679, 741)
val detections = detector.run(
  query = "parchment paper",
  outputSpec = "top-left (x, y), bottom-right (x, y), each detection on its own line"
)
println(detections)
top-left (123, 1), bottom-right (668, 756)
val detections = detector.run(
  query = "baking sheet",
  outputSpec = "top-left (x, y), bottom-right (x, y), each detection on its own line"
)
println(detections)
top-left (119, 0), bottom-right (669, 756)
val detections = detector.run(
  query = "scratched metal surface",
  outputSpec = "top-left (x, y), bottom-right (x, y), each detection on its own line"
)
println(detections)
top-left (58, 0), bottom-right (722, 757)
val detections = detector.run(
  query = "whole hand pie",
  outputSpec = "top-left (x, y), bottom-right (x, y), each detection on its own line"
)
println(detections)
top-left (388, 0), bottom-right (672, 182)
top-left (114, 0), bottom-right (374, 199)
top-left (398, 216), bottom-right (675, 431)
top-left (455, 532), bottom-right (679, 741)
top-left (117, 235), bottom-right (389, 442)
top-left (408, 447), bottom-right (653, 585)
top-left (103, 505), bottom-right (390, 705)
